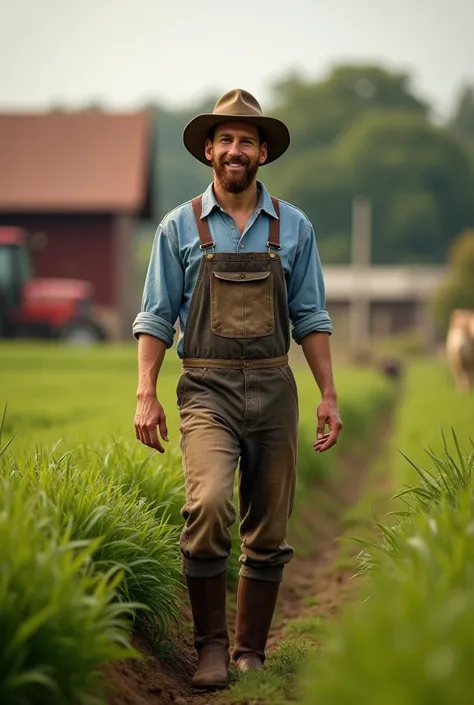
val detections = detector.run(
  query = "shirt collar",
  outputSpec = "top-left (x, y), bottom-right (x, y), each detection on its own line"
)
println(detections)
top-left (200, 180), bottom-right (279, 220)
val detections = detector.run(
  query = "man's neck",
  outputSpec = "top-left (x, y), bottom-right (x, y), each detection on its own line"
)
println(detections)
top-left (212, 179), bottom-right (259, 215)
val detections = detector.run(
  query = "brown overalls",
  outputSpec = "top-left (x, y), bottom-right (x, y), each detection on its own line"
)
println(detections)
top-left (177, 196), bottom-right (298, 584)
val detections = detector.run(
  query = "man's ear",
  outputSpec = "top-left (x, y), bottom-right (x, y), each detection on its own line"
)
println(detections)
top-left (204, 138), bottom-right (213, 163)
top-left (259, 142), bottom-right (268, 165)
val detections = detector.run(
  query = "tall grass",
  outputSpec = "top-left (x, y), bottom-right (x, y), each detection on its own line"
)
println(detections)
top-left (389, 358), bottom-right (474, 488)
top-left (0, 480), bottom-right (137, 705)
top-left (2, 443), bottom-right (183, 634)
top-left (300, 431), bottom-right (474, 705)
top-left (0, 341), bottom-right (397, 704)
top-left (77, 440), bottom-right (185, 527)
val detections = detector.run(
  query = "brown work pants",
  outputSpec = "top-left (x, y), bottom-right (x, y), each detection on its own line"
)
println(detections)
top-left (177, 364), bottom-right (298, 583)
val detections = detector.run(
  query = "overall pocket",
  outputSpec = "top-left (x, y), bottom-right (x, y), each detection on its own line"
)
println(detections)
top-left (277, 365), bottom-right (299, 402)
top-left (177, 367), bottom-right (208, 407)
top-left (210, 270), bottom-right (274, 338)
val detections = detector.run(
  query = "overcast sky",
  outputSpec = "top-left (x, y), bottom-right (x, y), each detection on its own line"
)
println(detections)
top-left (1, 0), bottom-right (473, 118)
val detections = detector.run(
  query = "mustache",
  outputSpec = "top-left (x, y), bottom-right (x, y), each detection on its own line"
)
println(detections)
top-left (224, 157), bottom-right (250, 166)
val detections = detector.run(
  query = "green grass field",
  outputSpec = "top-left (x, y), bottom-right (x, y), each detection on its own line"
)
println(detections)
top-left (0, 342), bottom-right (182, 452)
top-left (299, 356), bottom-right (474, 705)
top-left (6, 345), bottom-right (474, 705)
top-left (0, 340), bottom-right (395, 705)
top-left (0, 341), bottom-right (391, 455)
top-left (389, 358), bottom-right (474, 488)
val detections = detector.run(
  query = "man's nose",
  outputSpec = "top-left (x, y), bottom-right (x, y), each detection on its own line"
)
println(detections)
top-left (227, 140), bottom-right (242, 157)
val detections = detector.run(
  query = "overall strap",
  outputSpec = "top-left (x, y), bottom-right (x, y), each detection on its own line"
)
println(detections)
top-left (191, 196), bottom-right (215, 250)
top-left (267, 197), bottom-right (281, 251)
top-left (192, 194), bottom-right (281, 251)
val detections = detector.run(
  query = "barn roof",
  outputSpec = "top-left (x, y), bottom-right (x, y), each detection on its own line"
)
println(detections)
top-left (0, 110), bottom-right (153, 213)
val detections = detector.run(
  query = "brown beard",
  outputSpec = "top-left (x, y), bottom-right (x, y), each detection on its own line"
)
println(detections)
top-left (212, 154), bottom-right (259, 194)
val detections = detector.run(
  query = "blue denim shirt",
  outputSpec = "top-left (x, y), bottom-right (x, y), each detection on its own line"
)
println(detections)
top-left (133, 181), bottom-right (332, 358)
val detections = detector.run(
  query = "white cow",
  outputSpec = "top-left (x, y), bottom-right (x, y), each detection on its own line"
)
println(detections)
top-left (446, 309), bottom-right (474, 392)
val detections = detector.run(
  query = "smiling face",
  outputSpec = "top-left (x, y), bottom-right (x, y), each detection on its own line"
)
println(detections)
top-left (205, 122), bottom-right (268, 194)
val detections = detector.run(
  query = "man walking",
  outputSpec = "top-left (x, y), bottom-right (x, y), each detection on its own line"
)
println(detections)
top-left (133, 89), bottom-right (342, 690)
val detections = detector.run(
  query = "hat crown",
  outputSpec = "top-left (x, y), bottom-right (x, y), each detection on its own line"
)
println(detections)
top-left (182, 88), bottom-right (290, 166)
top-left (213, 89), bottom-right (263, 118)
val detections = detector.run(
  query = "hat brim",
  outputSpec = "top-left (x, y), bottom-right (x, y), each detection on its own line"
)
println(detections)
top-left (183, 114), bottom-right (290, 166)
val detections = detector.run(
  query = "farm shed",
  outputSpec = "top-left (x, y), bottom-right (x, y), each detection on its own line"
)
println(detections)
top-left (324, 264), bottom-right (447, 341)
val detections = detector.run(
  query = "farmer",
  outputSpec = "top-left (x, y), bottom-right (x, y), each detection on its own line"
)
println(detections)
top-left (133, 89), bottom-right (342, 690)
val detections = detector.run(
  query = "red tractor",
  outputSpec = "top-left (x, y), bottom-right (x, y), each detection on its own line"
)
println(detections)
top-left (0, 227), bottom-right (107, 344)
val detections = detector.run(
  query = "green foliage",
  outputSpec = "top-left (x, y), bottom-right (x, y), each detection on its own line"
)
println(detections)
top-left (388, 359), bottom-right (474, 489)
top-left (0, 480), bottom-right (137, 705)
top-left (432, 229), bottom-right (474, 331)
top-left (300, 436), bottom-right (474, 705)
top-left (223, 639), bottom-right (316, 705)
top-left (449, 227), bottom-right (474, 275)
top-left (449, 84), bottom-right (474, 142)
top-left (283, 617), bottom-right (327, 641)
top-left (79, 440), bottom-right (185, 527)
top-left (336, 112), bottom-right (474, 260)
top-left (1, 444), bottom-right (183, 633)
top-left (149, 99), bottom-right (215, 219)
top-left (272, 64), bottom-right (427, 151)
top-left (395, 430), bottom-right (473, 515)
top-left (267, 109), bottom-right (474, 264)
top-left (432, 281), bottom-right (474, 335)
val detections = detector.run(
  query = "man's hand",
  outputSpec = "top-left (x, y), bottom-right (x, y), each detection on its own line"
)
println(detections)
top-left (134, 395), bottom-right (169, 453)
top-left (313, 397), bottom-right (343, 453)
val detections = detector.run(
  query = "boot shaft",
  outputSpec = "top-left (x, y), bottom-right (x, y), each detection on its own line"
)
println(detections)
top-left (185, 570), bottom-right (229, 650)
top-left (232, 576), bottom-right (280, 663)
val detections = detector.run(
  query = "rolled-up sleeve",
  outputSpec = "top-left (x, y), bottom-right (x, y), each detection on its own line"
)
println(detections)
top-left (132, 225), bottom-right (184, 347)
top-left (288, 222), bottom-right (333, 344)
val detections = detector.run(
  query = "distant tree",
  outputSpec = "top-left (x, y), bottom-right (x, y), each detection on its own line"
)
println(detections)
top-left (271, 64), bottom-right (428, 152)
top-left (334, 111), bottom-right (474, 263)
top-left (266, 111), bottom-right (474, 264)
top-left (449, 85), bottom-right (474, 141)
top-left (432, 229), bottom-right (474, 332)
top-left (448, 84), bottom-right (474, 176)
top-left (149, 97), bottom-right (216, 219)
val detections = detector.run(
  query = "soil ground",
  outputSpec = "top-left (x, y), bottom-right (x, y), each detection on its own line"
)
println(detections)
top-left (104, 415), bottom-right (392, 705)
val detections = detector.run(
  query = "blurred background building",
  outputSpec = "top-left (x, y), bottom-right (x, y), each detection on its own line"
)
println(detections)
top-left (0, 111), bottom-right (154, 340)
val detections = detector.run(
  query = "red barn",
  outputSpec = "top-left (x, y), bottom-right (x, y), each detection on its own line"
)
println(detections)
top-left (0, 110), bottom-right (154, 340)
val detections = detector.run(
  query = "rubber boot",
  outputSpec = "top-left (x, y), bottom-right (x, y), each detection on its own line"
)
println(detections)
top-left (232, 576), bottom-right (280, 672)
top-left (185, 571), bottom-right (230, 690)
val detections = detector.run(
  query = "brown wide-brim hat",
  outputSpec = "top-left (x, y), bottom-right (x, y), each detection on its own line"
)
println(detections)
top-left (183, 88), bottom-right (290, 166)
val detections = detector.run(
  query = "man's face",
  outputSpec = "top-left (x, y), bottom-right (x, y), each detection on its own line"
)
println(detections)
top-left (205, 122), bottom-right (268, 194)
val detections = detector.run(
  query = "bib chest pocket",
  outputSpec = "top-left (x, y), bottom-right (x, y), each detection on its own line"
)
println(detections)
top-left (210, 270), bottom-right (275, 338)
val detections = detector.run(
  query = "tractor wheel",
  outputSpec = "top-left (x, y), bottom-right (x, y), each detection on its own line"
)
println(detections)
top-left (59, 319), bottom-right (105, 346)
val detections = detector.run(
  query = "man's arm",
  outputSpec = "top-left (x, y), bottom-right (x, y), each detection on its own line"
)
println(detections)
top-left (134, 334), bottom-right (168, 453)
top-left (133, 224), bottom-right (184, 452)
top-left (288, 221), bottom-right (342, 452)
top-left (301, 332), bottom-right (342, 453)
top-left (133, 224), bottom-right (184, 346)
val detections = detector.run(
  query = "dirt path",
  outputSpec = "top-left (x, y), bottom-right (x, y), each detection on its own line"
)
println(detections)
top-left (104, 414), bottom-right (393, 705)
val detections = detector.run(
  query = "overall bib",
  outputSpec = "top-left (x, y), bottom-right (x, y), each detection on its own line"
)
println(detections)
top-left (179, 195), bottom-right (299, 686)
